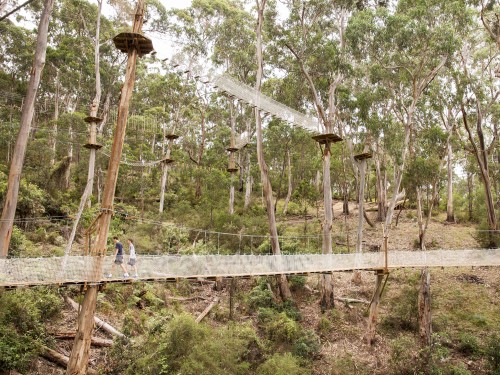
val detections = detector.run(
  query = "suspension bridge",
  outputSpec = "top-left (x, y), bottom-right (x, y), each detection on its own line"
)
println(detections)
top-left (1, 248), bottom-right (498, 288)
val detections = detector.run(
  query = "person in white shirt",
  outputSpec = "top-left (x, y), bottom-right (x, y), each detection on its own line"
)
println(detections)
top-left (127, 238), bottom-right (138, 278)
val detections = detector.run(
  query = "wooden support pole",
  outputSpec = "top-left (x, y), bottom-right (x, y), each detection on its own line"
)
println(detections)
top-left (418, 267), bottom-right (432, 345)
top-left (364, 271), bottom-right (386, 345)
top-left (229, 278), bottom-right (237, 320)
top-left (66, 2), bottom-right (147, 374)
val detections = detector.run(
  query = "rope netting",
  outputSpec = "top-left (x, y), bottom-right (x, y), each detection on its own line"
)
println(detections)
top-left (0, 249), bottom-right (498, 287)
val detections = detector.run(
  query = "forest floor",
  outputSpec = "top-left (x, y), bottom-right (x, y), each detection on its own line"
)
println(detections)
top-left (29, 203), bottom-right (498, 374)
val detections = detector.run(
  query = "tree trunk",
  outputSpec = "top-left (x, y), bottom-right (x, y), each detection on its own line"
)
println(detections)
top-left (229, 175), bottom-right (235, 214)
top-left (320, 143), bottom-right (335, 310)
top-left (365, 271), bottom-right (385, 345)
top-left (462, 102), bottom-right (498, 244)
top-left (352, 159), bottom-right (367, 284)
top-left (50, 68), bottom-right (60, 166)
top-left (375, 152), bottom-right (386, 222)
top-left (416, 187), bottom-right (426, 250)
top-left (356, 159), bottom-right (367, 254)
top-left (283, 149), bottom-right (292, 215)
top-left (159, 163), bottom-right (169, 212)
top-left (64, 125), bottom-right (73, 189)
top-left (467, 170), bottom-right (473, 221)
top-left (63, 0), bottom-right (103, 257)
top-left (229, 278), bottom-right (237, 320)
top-left (244, 153), bottom-right (252, 209)
top-left (418, 268), bottom-right (432, 346)
top-left (0, 0), bottom-right (55, 257)
top-left (254, 0), bottom-right (291, 301)
top-left (66, 2), bottom-right (145, 373)
top-left (446, 132), bottom-right (454, 222)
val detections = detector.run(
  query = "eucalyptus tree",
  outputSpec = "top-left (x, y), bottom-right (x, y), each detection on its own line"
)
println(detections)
top-left (457, 21), bottom-right (499, 246)
top-left (272, 0), bottom-right (360, 310)
top-left (0, 0), bottom-right (55, 256)
top-left (347, 0), bottom-right (469, 344)
top-left (63, 0), bottom-right (106, 257)
top-left (255, 0), bottom-right (292, 300)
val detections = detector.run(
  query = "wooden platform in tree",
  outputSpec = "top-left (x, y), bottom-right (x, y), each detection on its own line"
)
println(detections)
top-left (354, 152), bottom-right (373, 161)
top-left (84, 116), bottom-right (103, 123)
top-left (166, 134), bottom-right (179, 140)
top-left (226, 147), bottom-right (239, 152)
top-left (83, 143), bottom-right (103, 150)
top-left (161, 157), bottom-right (174, 164)
top-left (312, 133), bottom-right (343, 144)
top-left (113, 32), bottom-right (154, 56)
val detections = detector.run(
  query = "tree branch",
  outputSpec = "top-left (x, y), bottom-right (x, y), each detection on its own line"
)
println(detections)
top-left (284, 42), bottom-right (328, 127)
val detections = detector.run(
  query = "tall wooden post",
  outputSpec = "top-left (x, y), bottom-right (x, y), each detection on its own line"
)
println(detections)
top-left (418, 268), bottom-right (432, 345)
top-left (312, 133), bottom-right (342, 310)
top-left (364, 270), bottom-right (386, 344)
top-left (0, 0), bottom-right (55, 257)
top-left (65, 2), bottom-right (152, 374)
top-left (352, 152), bottom-right (372, 284)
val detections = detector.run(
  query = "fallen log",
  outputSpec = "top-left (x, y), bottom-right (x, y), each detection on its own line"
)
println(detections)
top-left (165, 295), bottom-right (209, 302)
top-left (335, 297), bottom-right (370, 304)
top-left (41, 346), bottom-right (98, 375)
top-left (66, 297), bottom-right (126, 339)
top-left (195, 296), bottom-right (219, 323)
top-left (53, 331), bottom-right (113, 347)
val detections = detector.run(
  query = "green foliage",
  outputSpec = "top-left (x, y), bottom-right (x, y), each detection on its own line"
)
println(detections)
top-left (456, 332), bottom-right (480, 356)
top-left (292, 329), bottom-right (321, 359)
top-left (288, 275), bottom-right (306, 291)
top-left (257, 308), bottom-right (300, 342)
top-left (382, 273), bottom-right (419, 332)
top-left (113, 314), bottom-right (257, 375)
top-left (330, 353), bottom-right (369, 375)
top-left (485, 334), bottom-right (500, 374)
top-left (8, 225), bottom-right (35, 257)
top-left (389, 334), bottom-right (421, 375)
top-left (256, 353), bottom-right (306, 375)
top-left (0, 288), bottom-right (62, 372)
top-left (248, 279), bottom-right (277, 311)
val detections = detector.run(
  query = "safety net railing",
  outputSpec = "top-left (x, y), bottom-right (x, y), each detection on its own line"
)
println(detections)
top-left (0, 249), bottom-right (498, 287)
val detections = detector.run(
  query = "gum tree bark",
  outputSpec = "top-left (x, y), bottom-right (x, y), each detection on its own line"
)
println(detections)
top-left (0, 0), bottom-right (55, 257)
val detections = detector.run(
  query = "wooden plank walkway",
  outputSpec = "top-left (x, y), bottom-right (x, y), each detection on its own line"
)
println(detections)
top-left (0, 249), bottom-right (499, 288)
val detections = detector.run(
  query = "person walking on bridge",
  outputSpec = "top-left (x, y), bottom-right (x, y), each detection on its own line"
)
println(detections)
top-left (107, 236), bottom-right (129, 278)
top-left (127, 238), bottom-right (138, 278)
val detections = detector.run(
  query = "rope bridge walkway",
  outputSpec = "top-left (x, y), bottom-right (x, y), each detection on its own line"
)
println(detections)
top-left (1, 249), bottom-right (499, 288)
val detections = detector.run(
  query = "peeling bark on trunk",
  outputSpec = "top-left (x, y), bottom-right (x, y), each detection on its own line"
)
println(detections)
top-left (0, 0), bottom-right (55, 257)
